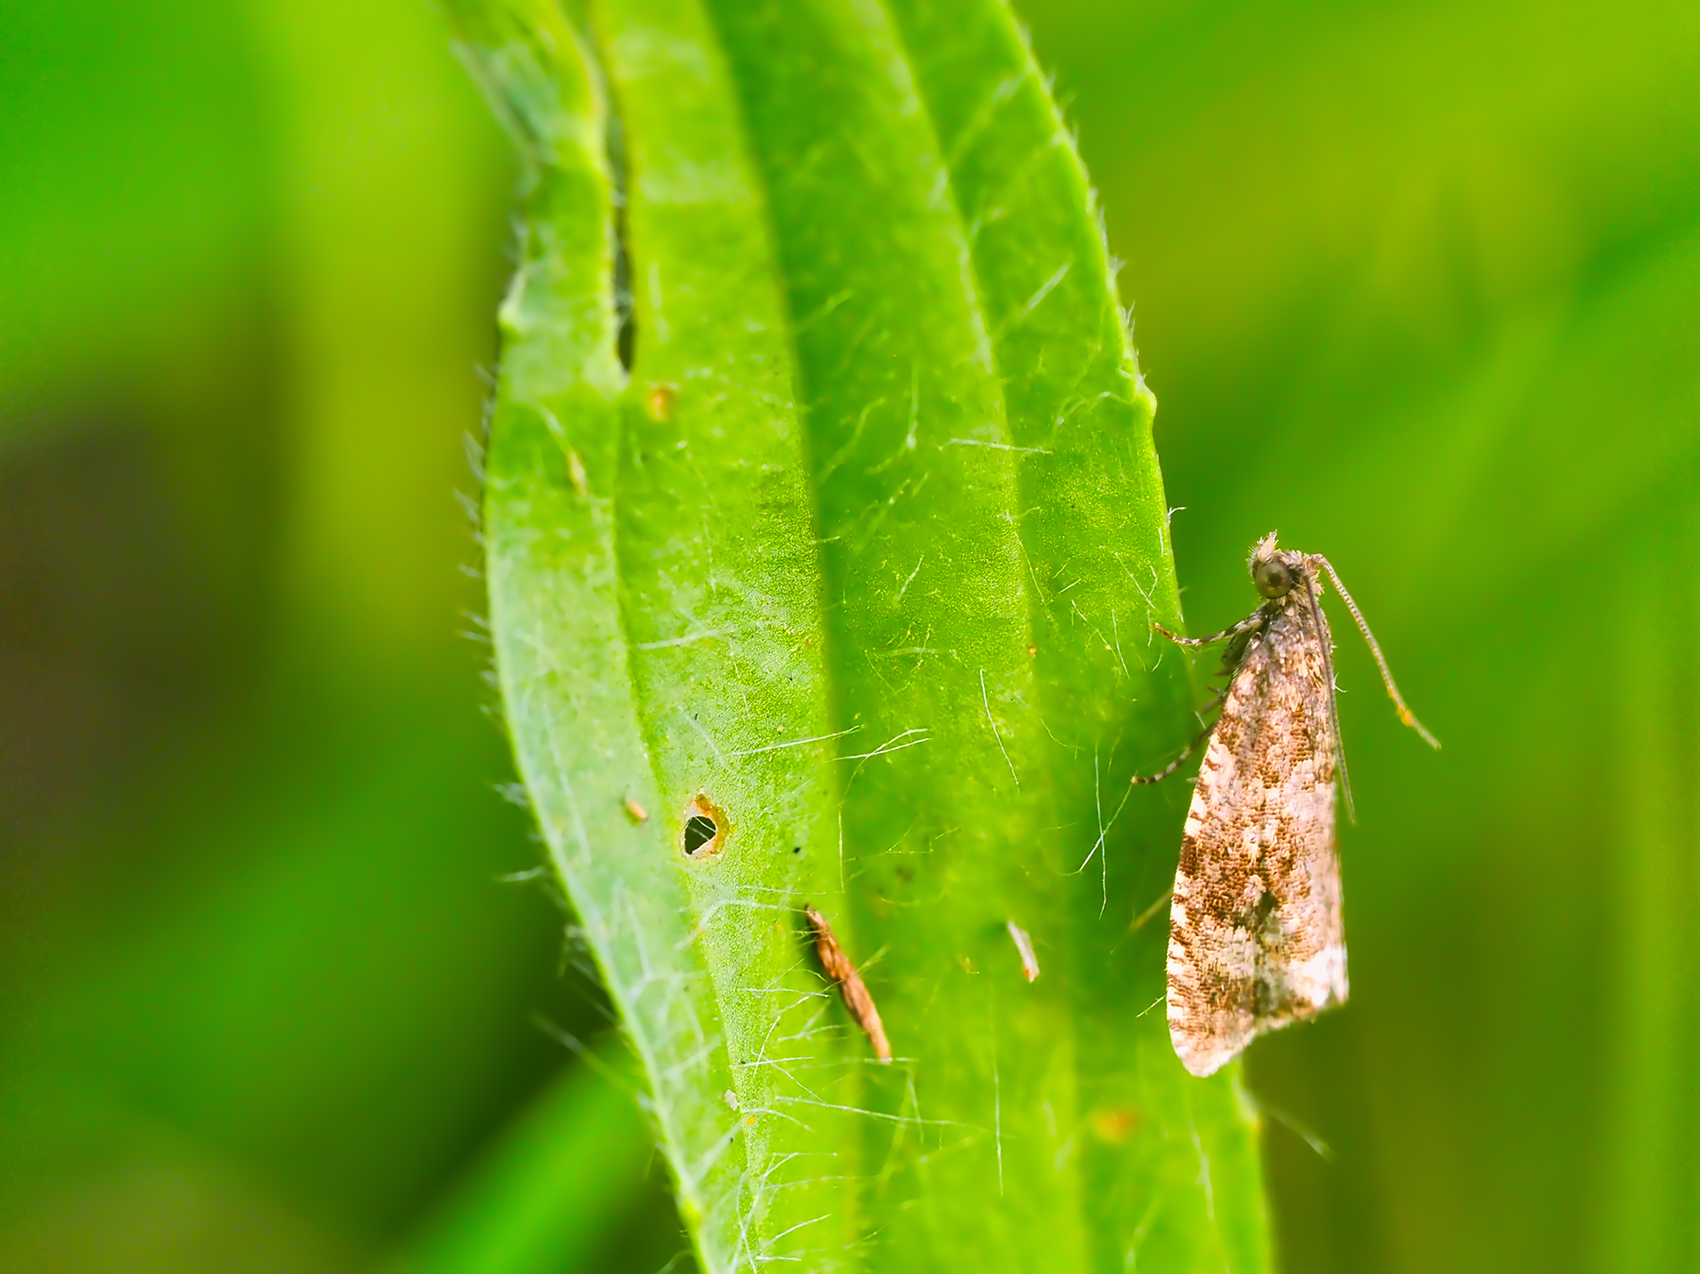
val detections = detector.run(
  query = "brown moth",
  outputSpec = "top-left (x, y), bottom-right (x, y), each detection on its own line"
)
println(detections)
top-left (1138, 532), bottom-right (1438, 1077)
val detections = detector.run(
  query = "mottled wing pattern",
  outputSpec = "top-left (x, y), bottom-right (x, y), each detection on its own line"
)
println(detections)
top-left (1166, 589), bottom-right (1347, 1077)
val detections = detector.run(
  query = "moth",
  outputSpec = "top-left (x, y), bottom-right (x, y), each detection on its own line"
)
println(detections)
top-left (1139, 532), bottom-right (1438, 1077)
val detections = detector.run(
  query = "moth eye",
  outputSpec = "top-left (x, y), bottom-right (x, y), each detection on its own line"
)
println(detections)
top-left (1254, 559), bottom-right (1294, 599)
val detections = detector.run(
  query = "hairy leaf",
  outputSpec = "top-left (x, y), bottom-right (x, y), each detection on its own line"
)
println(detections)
top-left (453, 0), bottom-right (1269, 1268)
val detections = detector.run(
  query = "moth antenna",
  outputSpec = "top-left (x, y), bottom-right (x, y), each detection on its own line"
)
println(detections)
top-left (1300, 567), bottom-right (1355, 824)
top-left (1313, 556), bottom-right (1441, 749)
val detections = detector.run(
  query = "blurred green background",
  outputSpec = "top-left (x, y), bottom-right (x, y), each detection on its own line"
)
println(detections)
top-left (2, 0), bottom-right (1694, 1271)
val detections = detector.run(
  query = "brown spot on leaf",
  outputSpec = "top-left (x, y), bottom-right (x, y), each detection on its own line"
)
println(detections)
top-left (1090, 1107), bottom-right (1139, 1144)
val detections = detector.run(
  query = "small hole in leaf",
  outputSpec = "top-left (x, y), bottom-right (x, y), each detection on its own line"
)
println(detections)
top-left (684, 814), bottom-right (718, 855)
top-left (680, 793), bottom-right (730, 860)
top-left (792, 845), bottom-right (802, 855)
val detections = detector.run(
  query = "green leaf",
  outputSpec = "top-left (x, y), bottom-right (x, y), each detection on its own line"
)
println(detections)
top-left (454, 0), bottom-right (1270, 1269)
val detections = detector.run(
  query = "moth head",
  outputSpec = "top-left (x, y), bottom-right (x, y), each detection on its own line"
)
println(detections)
top-left (1249, 532), bottom-right (1297, 599)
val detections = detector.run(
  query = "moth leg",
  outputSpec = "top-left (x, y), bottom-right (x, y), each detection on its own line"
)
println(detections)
top-left (1130, 687), bottom-right (1228, 785)
top-left (1137, 609), bottom-right (1263, 783)
top-left (1129, 738), bottom-right (1201, 785)
top-left (1130, 888), bottom-right (1173, 932)
top-left (1152, 609), bottom-right (1263, 648)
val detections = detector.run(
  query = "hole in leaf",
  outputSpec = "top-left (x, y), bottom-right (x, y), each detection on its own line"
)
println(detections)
top-left (680, 793), bottom-right (729, 860)
top-left (683, 814), bottom-right (717, 855)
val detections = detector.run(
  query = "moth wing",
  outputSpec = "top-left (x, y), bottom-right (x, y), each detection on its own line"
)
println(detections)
top-left (1166, 602), bottom-right (1346, 1078)
top-left (1165, 636), bottom-right (1273, 1077)
top-left (1254, 611), bottom-right (1348, 1023)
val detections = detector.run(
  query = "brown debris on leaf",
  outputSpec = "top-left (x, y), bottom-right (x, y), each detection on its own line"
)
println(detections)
top-left (1006, 919), bottom-right (1041, 982)
top-left (804, 905), bottom-right (891, 1062)
top-left (648, 382), bottom-right (678, 421)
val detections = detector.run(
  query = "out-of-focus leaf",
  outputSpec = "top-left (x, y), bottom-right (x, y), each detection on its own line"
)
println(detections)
top-left (398, 1046), bottom-right (656, 1274)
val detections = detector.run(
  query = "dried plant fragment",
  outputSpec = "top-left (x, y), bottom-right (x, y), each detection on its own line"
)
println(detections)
top-left (623, 794), bottom-right (649, 823)
top-left (804, 905), bottom-right (891, 1062)
top-left (1006, 919), bottom-right (1041, 982)
top-left (1137, 531), bottom-right (1438, 1077)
